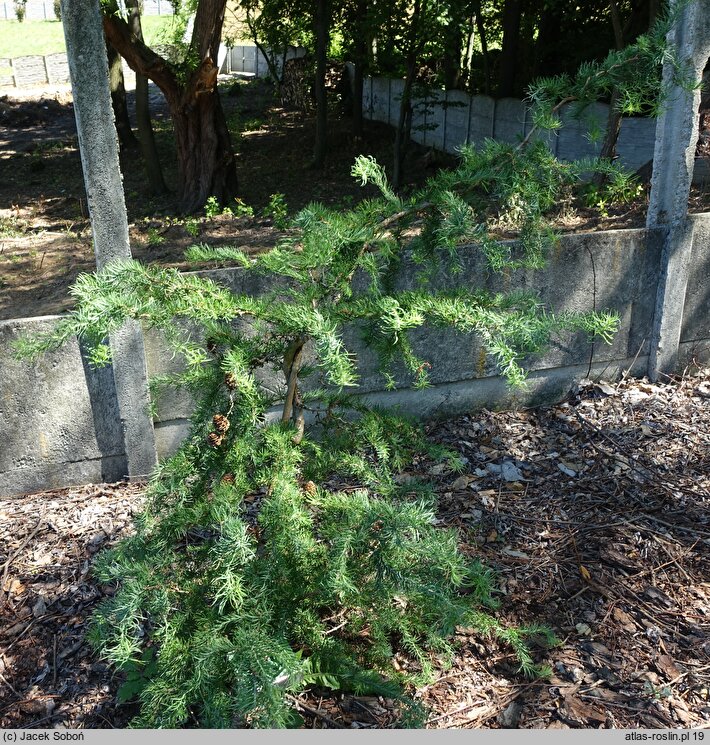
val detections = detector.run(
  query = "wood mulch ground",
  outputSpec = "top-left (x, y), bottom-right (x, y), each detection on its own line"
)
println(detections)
top-left (1, 368), bottom-right (708, 729)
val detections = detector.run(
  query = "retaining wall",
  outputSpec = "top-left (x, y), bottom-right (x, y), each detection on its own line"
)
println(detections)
top-left (364, 77), bottom-right (662, 174)
top-left (1, 215), bottom-right (709, 498)
top-left (218, 46), bottom-right (705, 177)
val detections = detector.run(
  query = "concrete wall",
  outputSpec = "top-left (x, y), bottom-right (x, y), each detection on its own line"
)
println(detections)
top-left (219, 45), bottom-right (307, 78)
top-left (2, 215), bottom-right (709, 497)
top-left (0, 0), bottom-right (172, 20)
top-left (217, 44), bottom-right (685, 175)
top-left (363, 76), bottom-right (660, 173)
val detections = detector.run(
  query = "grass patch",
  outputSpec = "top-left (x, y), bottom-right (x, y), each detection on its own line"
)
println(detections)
top-left (0, 16), bottom-right (175, 59)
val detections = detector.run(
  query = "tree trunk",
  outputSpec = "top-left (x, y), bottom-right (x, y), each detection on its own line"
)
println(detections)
top-left (592, 0), bottom-right (625, 187)
top-left (392, 0), bottom-right (424, 189)
top-left (350, 0), bottom-right (369, 138)
top-left (127, 0), bottom-right (167, 195)
top-left (393, 63), bottom-right (415, 190)
top-left (171, 65), bottom-right (238, 213)
top-left (103, 0), bottom-right (237, 213)
top-left (532, 1), bottom-right (564, 79)
top-left (312, 0), bottom-right (329, 169)
top-left (498, 0), bottom-right (523, 97)
top-left (107, 42), bottom-right (138, 150)
top-left (473, 1), bottom-right (491, 95)
top-left (442, 7), bottom-right (464, 89)
top-left (352, 58), bottom-right (365, 137)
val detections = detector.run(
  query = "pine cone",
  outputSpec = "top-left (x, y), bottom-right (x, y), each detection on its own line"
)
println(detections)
top-left (221, 473), bottom-right (235, 484)
top-left (213, 414), bottom-right (230, 433)
top-left (303, 480), bottom-right (317, 496)
top-left (224, 373), bottom-right (237, 390)
top-left (207, 432), bottom-right (223, 448)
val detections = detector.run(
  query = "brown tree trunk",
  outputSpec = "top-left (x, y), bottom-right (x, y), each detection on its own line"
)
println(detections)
top-left (312, 0), bottom-right (329, 169)
top-left (170, 63), bottom-right (238, 213)
top-left (103, 0), bottom-right (237, 213)
top-left (107, 42), bottom-right (138, 150)
top-left (126, 0), bottom-right (167, 196)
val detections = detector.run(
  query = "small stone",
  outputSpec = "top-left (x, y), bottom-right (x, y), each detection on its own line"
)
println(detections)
top-left (32, 597), bottom-right (47, 618)
top-left (501, 461), bottom-right (524, 482)
top-left (451, 475), bottom-right (471, 490)
top-left (570, 667), bottom-right (585, 683)
top-left (497, 701), bottom-right (523, 728)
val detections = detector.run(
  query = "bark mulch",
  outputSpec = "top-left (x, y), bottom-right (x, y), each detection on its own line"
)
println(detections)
top-left (1, 369), bottom-right (709, 729)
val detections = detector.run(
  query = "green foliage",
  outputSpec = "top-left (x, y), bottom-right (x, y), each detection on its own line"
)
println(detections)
top-left (146, 227), bottom-right (165, 246)
top-left (582, 172), bottom-right (644, 216)
top-left (527, 1), bottom-right (699, 134)
top-left (14, 0), bottom-right (26, 22)
top-left (230, 198), bottom-right (255, 218)
top-left (262, 193), bottom-right (290, 228)
top-left (205, 196), bottom-right (223, 219)
top-left (184, 218), bottom-right (200, 237)
top-left (18, 124), bottom-right (623, 727)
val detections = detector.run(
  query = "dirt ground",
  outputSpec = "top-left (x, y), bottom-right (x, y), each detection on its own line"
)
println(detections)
top-left (1, 77), bottom-right (708, 322)
top-left (0, 77), bottom-right (430, 321)
top-left (1, 369), bottom-right (708, 729)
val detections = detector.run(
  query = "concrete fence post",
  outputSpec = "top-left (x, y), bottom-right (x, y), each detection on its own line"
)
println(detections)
top-left (647, 0), bottom-right (710, 380)
top-left (60, 0), bottom-right (158, 479)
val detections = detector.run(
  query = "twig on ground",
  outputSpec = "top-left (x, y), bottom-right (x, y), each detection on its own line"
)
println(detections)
top-left (1, 518), bottom-right (43, 603)
top-left (285, 694), bottom-right (342, 728)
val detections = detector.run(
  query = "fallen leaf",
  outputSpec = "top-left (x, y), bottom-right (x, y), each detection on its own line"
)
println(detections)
top-left (451, 475), bottom-right (471, 490)
top-left (595, 381), bottom-right (617, 396)
top-left (579, 565), bottom-right (591, 582)
top-left (32, 596), bottom-right (47, 618)
top-left (655, 654), bottom-right (681, 681)
top-left (501, 547), bottom-right (530, 559)
top-left (612, 607), bottom-right (638, 631)
top-left (644, 586), bottom-right (674, 608)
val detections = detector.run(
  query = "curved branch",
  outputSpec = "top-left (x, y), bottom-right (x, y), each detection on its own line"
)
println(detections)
top-left (102, 13), bottom-right (178, 102)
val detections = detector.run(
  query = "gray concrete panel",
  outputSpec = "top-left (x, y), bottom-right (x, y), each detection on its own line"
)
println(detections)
top-left (2, 217), bottom-right (709, 497)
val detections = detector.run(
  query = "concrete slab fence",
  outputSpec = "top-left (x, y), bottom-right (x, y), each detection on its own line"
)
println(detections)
top-left (1, 216), bottom-right (709, 498)
top-left (0, 0), bottom-right (172, 20)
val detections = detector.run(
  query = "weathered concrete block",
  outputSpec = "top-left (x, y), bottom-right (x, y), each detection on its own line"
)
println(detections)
top-left (2, 217), bottom-right (709, 497)
top-left (0, 317), bottom-right (127, 497)
top-left (681, 214), bottom-right (710, 342)
top-left (492, 98), bottom-right (526, 144)
top-left (468, 96), bottom-right (496, 144)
